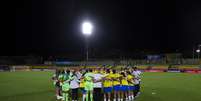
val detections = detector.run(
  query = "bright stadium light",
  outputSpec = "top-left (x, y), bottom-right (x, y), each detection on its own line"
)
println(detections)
top-left (81, 21), bottom-right (93, 66)
top-left (82, 21), bottom-right (93, 36)
top-left (196, 49), bottom-right (200, 53)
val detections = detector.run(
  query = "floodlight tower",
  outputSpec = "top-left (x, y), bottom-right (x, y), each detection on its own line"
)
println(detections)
top-left (82, 21), bottom-right (93, 65)
top-left (196, 44), bottom-right (201, 60)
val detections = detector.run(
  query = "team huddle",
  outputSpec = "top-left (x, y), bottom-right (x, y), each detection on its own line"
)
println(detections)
top-left (52, 67), bottom-right (141, 101)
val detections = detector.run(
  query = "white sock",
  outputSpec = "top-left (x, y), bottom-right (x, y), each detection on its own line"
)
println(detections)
top-left (57, 95), bottom-right (63, 99)
top-left (120, 99), bottom-right (123, 101)
top-left (129, 96), bottom-right (131, 100)
top-left (56, 95), bottom-right (60, 100)
top-left (131, 95), bottom-right (134, 99)
top-left (104, 98), bottom-right (106, 101)
top-left (108, 99), bottom-right (111, 101)
top-left (62, 96), bottom-right (65, 101)
top-left (113, 98), bottom-right (116, 101)
top-left (82, 94), bottom-right (86, 101)
top-left (118, 98), bottom-right (121, 101)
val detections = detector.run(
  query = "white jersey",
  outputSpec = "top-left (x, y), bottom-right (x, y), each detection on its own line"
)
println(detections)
top-left (132, 70), bottom-right (142, 84)
top-left (70, 75), bottom-right (80, 89)
top-left (76, 71), bottom-right (82, 79)
top-left (93, 73), bottom-right (104, 88)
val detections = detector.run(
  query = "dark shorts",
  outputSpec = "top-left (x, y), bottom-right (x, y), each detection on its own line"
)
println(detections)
top-left (71, 88), bottom-right (78, 100)
top-left (94, 88), bottom-right (103, 101)
top-left (135, 84), bottom-right (140, 91)
top-left (72, 88), bottom-right (78, 94)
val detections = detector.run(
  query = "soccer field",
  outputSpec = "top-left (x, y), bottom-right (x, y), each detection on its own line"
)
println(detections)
top-left (0, 71), bottom-right (201, 101)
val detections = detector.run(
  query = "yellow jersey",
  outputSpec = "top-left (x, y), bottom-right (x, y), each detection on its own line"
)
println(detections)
top-left (80, 78), bottom-right (85, 88)
top-left (103, 73), bottom-right (113, 87)
top-left (121, 76), bottom-right (128, 85)
top-left (127, 74), bottom-right (134, 86)
top-left (112, 73), bottom-right (121, 86)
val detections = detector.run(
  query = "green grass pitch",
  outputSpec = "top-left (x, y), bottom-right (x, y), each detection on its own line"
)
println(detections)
top-left (0, 71), bottom-right (201, 101)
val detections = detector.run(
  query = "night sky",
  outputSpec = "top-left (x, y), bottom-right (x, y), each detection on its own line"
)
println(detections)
top-left (4, 0), bottom-right (201, 57)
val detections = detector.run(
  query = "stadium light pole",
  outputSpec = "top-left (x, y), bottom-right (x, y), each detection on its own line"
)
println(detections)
top-left (193, 47), bottom-right (195, 60)
top-left (197, 44), bottom-right (201, 60)
top-left (82, 21), bottom-right (93, 66)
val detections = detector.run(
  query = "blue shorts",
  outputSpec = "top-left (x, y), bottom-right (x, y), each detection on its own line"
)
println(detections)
top-left (135, 84), bottom-right (140, 91)
top-left (129, 86), bottom-right (136, 90)
top-left (120, 86), bottom-right (129, 91)
top-left (113, 85), bottom-right (121, 91)
top-left (104, 87), bottom-right (113, 93)
top-left (80, 88), bottom-right (86, 94)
